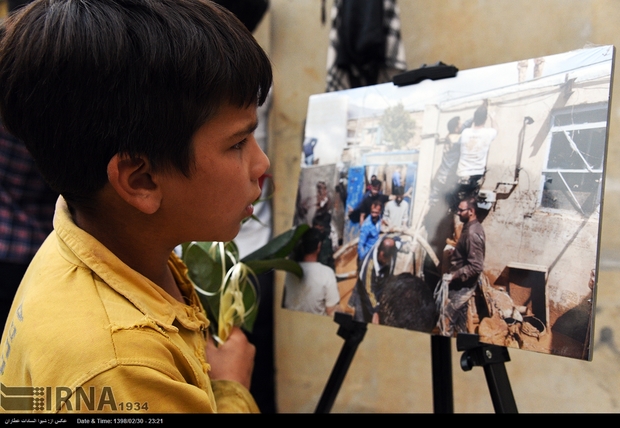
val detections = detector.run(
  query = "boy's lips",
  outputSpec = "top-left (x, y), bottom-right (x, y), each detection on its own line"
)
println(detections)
top-left (252, 173), bottom-right (271, 203)
top-left (246, 190), bottom-right (261, 217)
top-left (258, 173), bottom-right (271, 191)
top-left (245, 173), bottom-right (271, 216)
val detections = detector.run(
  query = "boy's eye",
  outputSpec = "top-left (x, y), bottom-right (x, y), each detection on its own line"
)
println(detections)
top-left (232, 138), bottom-right (248, 150)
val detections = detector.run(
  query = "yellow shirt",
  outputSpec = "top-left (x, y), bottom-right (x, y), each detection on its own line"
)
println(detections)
top-left (0, 198), bottom-right (258, 413)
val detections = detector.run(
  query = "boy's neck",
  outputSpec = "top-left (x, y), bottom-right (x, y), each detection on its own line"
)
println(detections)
top-left (71, 193), bottom-right (185, 304)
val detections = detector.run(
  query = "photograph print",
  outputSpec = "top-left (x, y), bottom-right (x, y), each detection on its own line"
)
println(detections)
top-left (284, 45), bottom-right (614, 360)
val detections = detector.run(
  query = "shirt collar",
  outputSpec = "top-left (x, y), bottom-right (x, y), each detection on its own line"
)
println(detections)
top-left (53, 197), bottom-right (209, 333)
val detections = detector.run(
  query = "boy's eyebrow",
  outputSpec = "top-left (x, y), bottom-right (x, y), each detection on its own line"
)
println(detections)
top-left (232, 120), bottom-right (259, 139)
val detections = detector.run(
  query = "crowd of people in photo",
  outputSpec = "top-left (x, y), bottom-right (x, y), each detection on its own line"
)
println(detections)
top-left (286, 101), bottom-right (498, 338)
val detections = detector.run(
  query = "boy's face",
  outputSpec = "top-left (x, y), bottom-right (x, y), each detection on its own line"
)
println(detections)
top-left (160, 103), bottom-right (269, 243)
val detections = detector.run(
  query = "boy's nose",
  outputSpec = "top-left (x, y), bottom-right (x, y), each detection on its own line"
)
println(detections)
top-left (251, 139), bottom-right (270, 180)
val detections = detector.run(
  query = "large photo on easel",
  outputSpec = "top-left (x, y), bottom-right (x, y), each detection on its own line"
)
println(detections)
top-left (284, 45), bottom-right (614, 360)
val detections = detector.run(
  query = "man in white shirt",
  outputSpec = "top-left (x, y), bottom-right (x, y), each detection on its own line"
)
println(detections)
top-left (382, 185), bottom-right (409, 230)
top-left (283, 228), bottom-right (342, 316)
top-left (456, 103), bottom-right (497, 199)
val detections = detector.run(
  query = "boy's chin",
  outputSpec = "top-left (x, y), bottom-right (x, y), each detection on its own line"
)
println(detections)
top-left (185, 220), bottom-right (243, 244)
top-left (208, 225), bottom-right (242, 243)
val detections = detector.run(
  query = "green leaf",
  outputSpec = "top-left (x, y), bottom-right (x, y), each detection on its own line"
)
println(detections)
top-left (180, 223), bottom-right (308, 340)
top-left (240, 277), bottom-right (259, 333)
top-left (242, 224), bottom-right (309, 262)
top-left (183, 243), bottom-right (222, 293)
top-left (244, 258), bottom-right (303, 278)
top-left (182, 243), bottom-right (224, 324)
top-left (191, 241), bottom-right (216, 255)
top-left (180, 241), bottom-right (191, 255)
top-left (218, 241), bottom-right (238, 265)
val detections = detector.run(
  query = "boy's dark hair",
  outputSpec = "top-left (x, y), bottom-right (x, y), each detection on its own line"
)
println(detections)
top-left (8, 0), bottom-right (33, 12)
top-left (0, 0), bottom-right (272, 208)
top-left (212, 0), bottom-right (269, 33)
top-left (370, 178), bottom-right (382, 188)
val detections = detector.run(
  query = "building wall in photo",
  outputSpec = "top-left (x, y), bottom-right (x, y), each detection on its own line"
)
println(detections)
top-left (425, 71), bottom-right (609, 360)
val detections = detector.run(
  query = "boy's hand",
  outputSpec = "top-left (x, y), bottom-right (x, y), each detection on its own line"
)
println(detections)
top-left (206, 327), bottom-right (255, 390)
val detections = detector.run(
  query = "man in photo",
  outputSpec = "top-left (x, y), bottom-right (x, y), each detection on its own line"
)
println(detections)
top-left (377, 273), bottom-right (438, 333)
top-left (314, 180), bottom-right (332, 220)
top-left (456, 103), bottom-right (497, 200)
top-left (391, 168), bottom-right (402, 190)
top-left (283, 228), bottom-right (342, 316)
top-left (438, 198), bottom-right (486, 336)
top-left (312, 211), bottom-right (335, 269)
top-left (349, 236), bottom-right (398, 323)
top-left (302, 137), bottom-right (318, 165)
top-left (382, 185), bottom-right (409, 230)
top-left (348, 177), bottom-right (389, 224)
top-left (429, 115), bottom-right (463, 208)
top-left (358, 200), bottom-right (383, 262)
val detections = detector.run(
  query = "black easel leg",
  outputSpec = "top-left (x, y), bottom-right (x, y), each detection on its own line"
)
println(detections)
top-left (483, 360), bottom-right (518, 413)
top-left (315, 313), bottom-right (367, 413)
top-left (457, 334), bottom-right (518, 413)
top-left (431, 335), bottom-right (454, 413)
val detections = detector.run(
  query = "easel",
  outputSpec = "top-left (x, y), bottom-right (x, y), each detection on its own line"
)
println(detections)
top-left (315, 63), bottom-right (518, 413)
top-left (314, 312), bottom-right (367, 413)
top-left (314, 313), bottom-right (518, 413)
top-left (457, 333), bottom-right (518, 413)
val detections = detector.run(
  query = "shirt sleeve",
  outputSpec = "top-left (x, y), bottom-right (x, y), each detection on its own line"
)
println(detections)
top-left (383, 204), bottom-right (392, 224)
top-left (402, 202), bottom-right (409, 226)
top-left (324, 274), bottom-right (340, 308)
top-left (67, 365), bottom-right (258, 413)
top-left (358, 221), bottom-right (370, 260)
top-left (64, 365), bottom-right (217, 413)
top-left (211, 380), bottom-right (260, 413)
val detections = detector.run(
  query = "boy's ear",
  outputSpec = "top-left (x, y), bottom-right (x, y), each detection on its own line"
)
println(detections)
top-left (106, 154), bottom-right (162, 214)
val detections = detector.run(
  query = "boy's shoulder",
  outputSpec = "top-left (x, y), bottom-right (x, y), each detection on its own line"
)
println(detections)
top-left (0, 199), bottom-right (210, 395)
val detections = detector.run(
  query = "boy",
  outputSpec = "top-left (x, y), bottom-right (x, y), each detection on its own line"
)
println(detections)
top-left (0, 0), bottom-right (271, 413)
